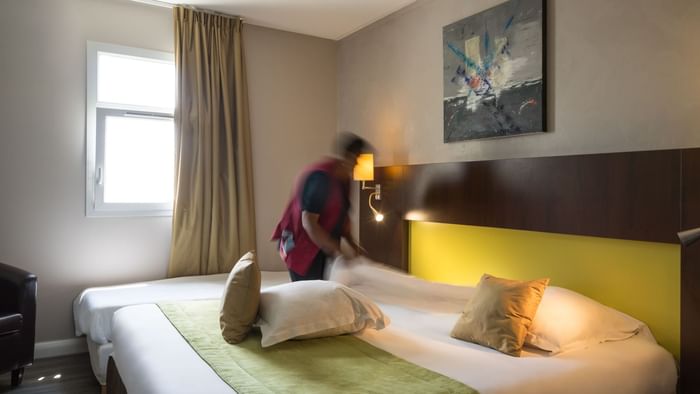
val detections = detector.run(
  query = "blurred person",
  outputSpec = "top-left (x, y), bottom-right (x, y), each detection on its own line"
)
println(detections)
top-left (272, 133), bottom-right (369, 281)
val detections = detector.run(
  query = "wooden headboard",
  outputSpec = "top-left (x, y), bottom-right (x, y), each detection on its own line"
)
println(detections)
top-left (359, 148), bottom-right (700, 392)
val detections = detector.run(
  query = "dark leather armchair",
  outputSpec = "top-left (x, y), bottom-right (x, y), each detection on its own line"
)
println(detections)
top-left (0, 262), bottom-right (37, 387)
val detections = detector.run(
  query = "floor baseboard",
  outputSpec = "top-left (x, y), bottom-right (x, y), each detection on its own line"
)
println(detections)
top-left (35, 337), bottom-right (87, 359)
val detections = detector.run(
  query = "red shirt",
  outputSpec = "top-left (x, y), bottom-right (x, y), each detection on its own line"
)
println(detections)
top-left (271, 159), bottom-right (349, 275)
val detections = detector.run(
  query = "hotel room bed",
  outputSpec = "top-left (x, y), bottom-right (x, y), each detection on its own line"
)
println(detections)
top-left (105, 261), bottom-right (676, 394)
top-left (73, 271), bottom-right (290, 384)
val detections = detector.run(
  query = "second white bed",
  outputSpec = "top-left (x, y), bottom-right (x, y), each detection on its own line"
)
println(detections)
top-left (73, 271), bottom-right (290, 384)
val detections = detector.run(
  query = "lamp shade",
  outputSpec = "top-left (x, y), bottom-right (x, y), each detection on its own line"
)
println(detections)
top-left (353, 153), bottom-right (374, 181)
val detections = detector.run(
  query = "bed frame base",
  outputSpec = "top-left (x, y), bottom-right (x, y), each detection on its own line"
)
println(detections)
top-left (106, 357), bottom-right (127, 394)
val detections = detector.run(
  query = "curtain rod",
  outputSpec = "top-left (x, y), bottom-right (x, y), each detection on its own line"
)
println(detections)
top-left (130, 0), bottom-right (244, 21)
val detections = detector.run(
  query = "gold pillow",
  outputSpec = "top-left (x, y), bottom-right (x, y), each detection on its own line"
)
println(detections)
top-left (450, 274), bottom-right (549, 356)
top-left (219, 251), bottom-right (261, 344)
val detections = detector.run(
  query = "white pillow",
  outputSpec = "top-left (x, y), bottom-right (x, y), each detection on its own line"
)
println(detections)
top-left (525, 286), bottom-right (645, 354)
top-left (257, 280), bottom-right (388, 347)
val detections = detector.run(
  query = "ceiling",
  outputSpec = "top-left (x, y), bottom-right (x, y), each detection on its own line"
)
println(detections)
top-left (143, 0), bottom-right (418, 41)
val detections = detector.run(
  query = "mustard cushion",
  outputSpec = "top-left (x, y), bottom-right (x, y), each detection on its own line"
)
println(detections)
top-left (219, 251), bottom-right (261, 344)
top-left (450, 274), bottom-right (549, 356)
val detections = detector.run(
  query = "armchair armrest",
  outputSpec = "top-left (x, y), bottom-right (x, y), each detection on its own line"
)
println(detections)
top-left (0, 262), bottom-right (37, 314)
top-left (0, 262), bottom-right (37, 354)
top-left (0, 262), bottom-right (37, 383)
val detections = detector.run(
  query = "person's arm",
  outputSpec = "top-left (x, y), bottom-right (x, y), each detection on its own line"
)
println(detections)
top-left (301, 211), bottom-right (345, 258)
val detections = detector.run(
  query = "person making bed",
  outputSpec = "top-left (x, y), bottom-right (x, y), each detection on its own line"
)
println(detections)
top-left (272, 133), bottom-right (368, 281)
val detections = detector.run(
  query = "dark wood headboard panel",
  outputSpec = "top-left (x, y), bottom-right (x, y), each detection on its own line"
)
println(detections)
top-left (359, 147), bottom-right (699, 392)
top-left (360, 149), bottom-right (686, 269)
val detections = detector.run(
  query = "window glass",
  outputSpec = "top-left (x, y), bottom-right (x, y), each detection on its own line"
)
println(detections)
top-left (87, 41), bottom-right (175, 217)
top-left (103, 115), bottom-right (174, 204)
top-left (97, 52), bottom-right (175, 111)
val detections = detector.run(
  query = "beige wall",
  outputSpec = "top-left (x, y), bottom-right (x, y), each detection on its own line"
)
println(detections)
top-left (0, 0), bottom-right (336, 342)
top-left (338, 0), bottom-right (700, 166)
top-left (245, 25), bottom-right (338, 272)
top-left (0, 0), bottom-right (173, 344)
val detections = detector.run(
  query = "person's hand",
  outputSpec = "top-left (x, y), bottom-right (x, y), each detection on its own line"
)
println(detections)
top-left (343, 238), bottom-right (366, 258)
top-left (354, 244), bottom-right (367, 257)
top-left (330, 247), bottom-right (353, 261)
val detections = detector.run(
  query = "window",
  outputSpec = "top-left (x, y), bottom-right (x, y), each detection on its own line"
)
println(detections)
top-left (86, 42), bottom-right (175, 217)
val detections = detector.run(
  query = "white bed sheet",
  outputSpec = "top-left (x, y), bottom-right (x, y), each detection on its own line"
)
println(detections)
top-left (73, 271), bottom-right (290, 345)
top-left (112, 301), bottom-right (677, 394)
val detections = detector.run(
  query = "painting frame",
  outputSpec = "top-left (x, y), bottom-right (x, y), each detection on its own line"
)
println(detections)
top-left (443, 0), bottom-right (547, 142)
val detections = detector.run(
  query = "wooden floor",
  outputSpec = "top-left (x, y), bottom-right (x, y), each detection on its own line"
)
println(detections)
top-left (0, 354), bottom-right (100, 394)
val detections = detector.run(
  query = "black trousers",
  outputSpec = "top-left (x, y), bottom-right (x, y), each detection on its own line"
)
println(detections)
top-left (289, 251), bottom-right (326, 281)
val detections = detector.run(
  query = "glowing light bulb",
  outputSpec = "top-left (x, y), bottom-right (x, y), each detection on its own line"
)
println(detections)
top-left (375, 213), bottom-right (384, 222)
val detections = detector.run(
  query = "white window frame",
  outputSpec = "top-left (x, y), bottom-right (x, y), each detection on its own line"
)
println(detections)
top-left (86, 41), bottom-right (175, 217)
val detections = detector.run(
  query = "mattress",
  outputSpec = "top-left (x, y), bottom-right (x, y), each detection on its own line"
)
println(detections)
top-left (110, 261), bottom-right (677, 394)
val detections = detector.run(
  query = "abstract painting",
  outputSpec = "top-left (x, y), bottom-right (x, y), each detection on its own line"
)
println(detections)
top-left (443, 0), bottom-right (545, 142)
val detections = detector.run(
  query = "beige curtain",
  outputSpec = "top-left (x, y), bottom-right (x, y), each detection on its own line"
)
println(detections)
top-left (168, 7), bottom-right (256, 277)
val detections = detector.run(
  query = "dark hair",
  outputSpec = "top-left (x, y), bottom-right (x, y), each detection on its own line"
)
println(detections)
top-left (337, 132), bottom-right (369, 157)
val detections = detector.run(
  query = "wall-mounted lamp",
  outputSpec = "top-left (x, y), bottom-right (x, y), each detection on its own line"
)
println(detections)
top-left (353, 153), bottom-right (383, 222)
top-left (678, 227), bottom-right (700, 247)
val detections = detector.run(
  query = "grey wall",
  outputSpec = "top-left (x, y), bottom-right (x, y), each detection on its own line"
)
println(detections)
top-left (338, 0), bottom-right (700, 166)
top-left (245, 24), bottom-right (338, 273)
top-left (0, 0), bottom-right (336, 342)
top-left (0, 0), bottom-right (173, 344)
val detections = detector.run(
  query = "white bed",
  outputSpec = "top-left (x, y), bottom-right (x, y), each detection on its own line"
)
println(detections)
top-left (73, 271), bottom-right (290, 384)
top-left (106, 261), bottom-right (677, 394)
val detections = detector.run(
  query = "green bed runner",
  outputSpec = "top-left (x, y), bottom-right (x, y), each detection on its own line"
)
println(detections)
top-left (158, 300), bottom-right (477, 394)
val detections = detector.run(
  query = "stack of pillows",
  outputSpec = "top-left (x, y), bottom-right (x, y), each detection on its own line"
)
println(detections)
top-left (330, 257), bottom-right (645, 357)
top-left (450, 273), bottom-right (645, 356)
top-left (218, 251), bottom-right (388, 346)
top-left (450, 274), bottom-right (550, 356)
